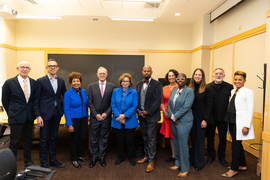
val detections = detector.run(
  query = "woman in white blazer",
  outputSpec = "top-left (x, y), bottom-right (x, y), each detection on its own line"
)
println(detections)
top-left (222, 71), bottom-right (254, 178)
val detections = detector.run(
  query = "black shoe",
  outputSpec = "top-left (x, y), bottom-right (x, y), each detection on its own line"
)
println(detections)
top-left (89, 159), bottom-right (96, 168)
top-left (77, 157), bottom-right (88, 162)
top-left (219, 157), bottom-right (228, 167)
top-left (165, 157), bottom-right (175, 162)
top-left (24, 161), bottom-right (38, 169)
top-left (100, 158), bottom-right (106, 167)
top-left (129, 158), bottom-right (136, 166)
top-left (195, 166), bottom-right (203, 171)
top-left (72, 161), bottom-right (81, 168)
top-left (41, 163), bottom-right (50, 168)
top-left (49, 160), bottom-right (66, 168)
top-left (206, 157), bottom-right (215, 164)
top-left (115, 157), bottom-right (125, 165)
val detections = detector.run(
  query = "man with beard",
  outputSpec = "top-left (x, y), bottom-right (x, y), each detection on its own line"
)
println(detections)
top-left (206, 68), bottom-right (233, 167)
top-left (136, 65), bottom-right (163, 173)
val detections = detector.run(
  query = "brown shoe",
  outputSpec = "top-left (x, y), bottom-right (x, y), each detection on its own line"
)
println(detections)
top-left (137, 157), bottom-right (148, 164)
top-left (170, 166), bottom-right (180, 170)
top-left (146, 161), bottom-right (155, 173)
top-left (177, 171), bottom-right (190, 178)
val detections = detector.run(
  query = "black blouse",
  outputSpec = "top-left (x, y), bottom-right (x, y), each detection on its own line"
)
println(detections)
top-left (225, 94), bottom-right (236, 124)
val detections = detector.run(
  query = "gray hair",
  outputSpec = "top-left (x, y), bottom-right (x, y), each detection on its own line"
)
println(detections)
top-left (213, 68), bottom-right (225, 76)
top-left (97, 67), bottom-right (108, 73)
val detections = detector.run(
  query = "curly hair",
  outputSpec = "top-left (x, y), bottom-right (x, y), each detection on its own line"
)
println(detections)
top-left (68, 72), bottom-right (82, 84)
top-left (118, 73), bottom-right (133, 87)
top-left (165, 69), bottom-right (179, 82)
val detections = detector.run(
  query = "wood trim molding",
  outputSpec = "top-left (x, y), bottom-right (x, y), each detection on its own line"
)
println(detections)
top-left (0, 43), bottom-right (17, 50)
top-left (262, 132), bottom-right (270, 143)
top-left (266, 9), bottom-right (270, 18)
top-left (191, 45), bottom-right (210, 53)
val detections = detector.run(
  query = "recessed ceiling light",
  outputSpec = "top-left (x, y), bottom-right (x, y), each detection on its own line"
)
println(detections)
top-left (175, 13), bottom-right (180, 16)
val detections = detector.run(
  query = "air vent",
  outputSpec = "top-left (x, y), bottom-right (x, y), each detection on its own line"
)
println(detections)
top-left (24, 0), bottom-right (38, 5)
top-left (144, 2), bottom-right (160, 8)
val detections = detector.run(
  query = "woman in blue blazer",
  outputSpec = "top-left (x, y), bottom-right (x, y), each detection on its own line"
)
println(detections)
top-left (167, 73), bottom-right (195, 178)
top-left (63, 72), bottom-right (88, 168)
top-left (111, 73), bottom-right (139, 166)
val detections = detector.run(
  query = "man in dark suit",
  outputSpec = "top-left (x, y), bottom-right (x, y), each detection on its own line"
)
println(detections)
top-left (206, 68), bottom-right (233, 166)
top-left (88, 67), bottom-right (115, 168)
top-left (136, 65), bottom-right (163, 173)
top-left (2, 61), bottom-right (37, 168)
top-left (33, 59), bottom-right (66, 168)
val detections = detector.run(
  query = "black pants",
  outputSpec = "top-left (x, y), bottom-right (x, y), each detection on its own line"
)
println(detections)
top-left (115, 124), bottom-right (135, 160)
top-left (207, 121), bottom-right (227, 159)
top-left (229, 123), bottom-right (246, 171)
top-left (190, 111), bottom-right (206, 169)
top-left (39, 107), bottom-right (61, 164)
top-left (70, 117), bottom-right (88, 161)
top-left (9, 120), bottom-right (33, 164)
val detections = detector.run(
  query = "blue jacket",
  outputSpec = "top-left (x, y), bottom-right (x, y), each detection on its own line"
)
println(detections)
top-left (111, 87), bottom-right (139, 129)
top-left (63, 87), bottom-right (88, 126)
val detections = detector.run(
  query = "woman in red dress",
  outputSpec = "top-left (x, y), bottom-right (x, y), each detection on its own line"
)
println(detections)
top-left (160, 69), bottom-right (179, 162)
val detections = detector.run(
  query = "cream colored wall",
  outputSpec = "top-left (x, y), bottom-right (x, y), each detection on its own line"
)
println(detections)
top-left (192, 17), bottom-right (203, 49)
top-left (4, 20), bottom-right (16, 46)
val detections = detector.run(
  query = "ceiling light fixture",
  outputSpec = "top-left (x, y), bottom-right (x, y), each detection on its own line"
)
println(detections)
top-left (109, 16), bottom-right (155, 21)
top-left (175, 13), bottom-right (180, 16)
top-left (18, 15), bottom-right (62, 19)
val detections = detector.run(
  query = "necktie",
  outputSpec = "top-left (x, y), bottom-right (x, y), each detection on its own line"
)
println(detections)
top-left (23, 79), bottom-right (28, 103)
top-left (100, 82), bottom-right (104, 98)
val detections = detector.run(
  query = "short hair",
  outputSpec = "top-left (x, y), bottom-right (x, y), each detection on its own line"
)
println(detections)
top-left (17, 61), bottom-right (30, 68)
top-left (47, 59), bottom-right (58, 66)
top-left (118, 73), bottom-right (133, 87)
top-left (97, 67), bottom-right (107, 73)
top-left (213, 68), bottom-right (225, 76)
top-left (165, 69), bottom-right (179, 82)
top-left (178, 73), bottom-right (187, 79)
top-left (234, 71), bottom-right (247, 80)
top-left (68, 72), bottom-right (83, 84)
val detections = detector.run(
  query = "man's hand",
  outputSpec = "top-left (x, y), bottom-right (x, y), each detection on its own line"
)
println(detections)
top-left (101, 113), bottom-right (107, 120)
top-left (96, 114), bottom-right (103, 121)
top-left (175, 119), bottom-right (180, 126)
top-left (69, 125), bottom-right (74, 132)
top-left (37, 117), bottom-right (44, 127)
top-left (201, 120), bottom-right (207, 128)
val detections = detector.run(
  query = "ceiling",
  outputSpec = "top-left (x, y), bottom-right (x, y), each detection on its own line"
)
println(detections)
top-left (3, 0), bottom-right (225, 24)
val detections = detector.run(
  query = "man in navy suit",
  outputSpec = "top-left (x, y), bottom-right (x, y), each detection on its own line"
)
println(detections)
top-left (33, 59), bottom-right (66, 168)
top-left (136, 65), bottom-right (163, 173)
top-left (2, 61), bottom-right (37, 168)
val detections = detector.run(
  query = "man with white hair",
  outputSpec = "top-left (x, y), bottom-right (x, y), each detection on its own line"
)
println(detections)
top-left (206, 68), bottom-right (233, 167)
top-left (2, 61), bottom-right (37, 168)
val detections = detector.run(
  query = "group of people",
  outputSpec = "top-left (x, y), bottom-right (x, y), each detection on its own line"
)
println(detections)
top-left (2, 59), bottom-right (254, 178)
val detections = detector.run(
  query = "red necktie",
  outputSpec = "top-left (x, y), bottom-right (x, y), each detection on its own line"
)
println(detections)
top-left (100, 82), bottom-right (104, 98)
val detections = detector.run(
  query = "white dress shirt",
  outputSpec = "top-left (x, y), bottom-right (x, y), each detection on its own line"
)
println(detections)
top-left (17, 75), bottom-right (31, 99)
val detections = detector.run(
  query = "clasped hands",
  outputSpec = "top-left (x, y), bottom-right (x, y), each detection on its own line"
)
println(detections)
top-left (116, 114), bottom-right (126, 124)
top-left (137, 110), bottom-right (148, 118)
top-left (96, 113), bottom-right (108, 121)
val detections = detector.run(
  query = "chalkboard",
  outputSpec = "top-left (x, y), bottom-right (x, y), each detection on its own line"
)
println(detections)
top-left (48, 54), bottom-right (145, 92)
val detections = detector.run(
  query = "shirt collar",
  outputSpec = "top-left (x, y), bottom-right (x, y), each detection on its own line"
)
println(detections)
top-left (99, 80), bottom-right (106, 85)
top-left (121, 86), bottom-right (131, 93)
top-left (143, 78), bottom-right (152, 84)
top-left (17, 75), bottom-right (29, 82)
top-left (47, 74), bottom-right (57, 80)
top-left (71, 87), bottom-right (81, 92)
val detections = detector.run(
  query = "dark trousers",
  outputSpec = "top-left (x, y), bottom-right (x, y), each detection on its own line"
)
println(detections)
top-left (39, 107), bottom-right (61, 164)
top-left (115, 124), bottom-right (135, 160)
top-left (190, 111), bottom-right (206, 169)
top-left (229, 123), bottom-right (246, 171)
top-left (140, 119), bottom-right (157, 162)
top-left (90, 118), bottom-right (111, 160)
top-left (70, 117), bottom-right (88, 161)
top-left (207, 121), bottom-right (227, 158)
top-left (9, 120), bottom-right (33, 164)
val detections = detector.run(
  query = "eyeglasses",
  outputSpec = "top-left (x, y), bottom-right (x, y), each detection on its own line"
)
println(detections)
top-left (47, 65), bottom-right (58, 68)
top-left (176, 78), bottom-right (186, 81)
top-left (19, 66), bottom-right (30, 70)
top-left (122, 81), bottom-right (130, 83)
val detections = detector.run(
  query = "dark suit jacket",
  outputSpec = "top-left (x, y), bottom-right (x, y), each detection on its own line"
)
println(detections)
top-left (33, 75), bottom-right (66, 120)
top-left (208, 81), bottom-right (233, 124)
top-left (2, 75), bottom-right (36, 124)
top-left (88, 81), bottom-right (115, 123)
top-left (136, 78), bottom-right (163, 122)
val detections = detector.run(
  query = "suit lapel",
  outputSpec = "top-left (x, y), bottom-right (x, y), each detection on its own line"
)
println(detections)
top-left (14, 76), bottom-right (26, 102)
top-left (95, 82), bottom-right (102, 98)
top-left (29, 78), bottom-right (35, 101)
top-left (45, 75), bottom-right (55, 94)
top-left (103, 82), bottom-right (110, 98)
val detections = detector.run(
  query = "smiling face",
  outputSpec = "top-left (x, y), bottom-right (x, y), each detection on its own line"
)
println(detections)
top-left (121, 77), bottom-right (130, 90)
top-left (168, 72), bottom-right (176, 84)
top-left (234, 75), bottom-right (246, 89)
top-left (176, 74), bottom-right (187, 88)
top-left (71, 78), bottom-right (81, 91)
top-left (97, 68), bottom-right (108, 82)
top-left (142, 66), bottom-right (152, 80)
top-left (46, 60), bottom-right (59, 76)
top-left (214, 69), bottom-right (225, 84)
top-left (16, 62), bottom-right (31, 79)
top-left (194, 70), bottom-right (202, 84)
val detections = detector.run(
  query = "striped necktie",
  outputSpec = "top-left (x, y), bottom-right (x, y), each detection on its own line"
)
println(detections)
top-left (23, 79), bottom-right (28, 103)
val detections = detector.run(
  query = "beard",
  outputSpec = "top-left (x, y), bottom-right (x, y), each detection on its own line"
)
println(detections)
top-left (144, 76), bottom-right (150, 80)
top-left (215, 77), bottom-right (223, 82)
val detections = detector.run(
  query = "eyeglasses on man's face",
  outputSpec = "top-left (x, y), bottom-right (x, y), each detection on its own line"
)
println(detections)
top-left (47, 65), bottom-right (58, 68)
top-left (19, 66), bottom-right (30, 70)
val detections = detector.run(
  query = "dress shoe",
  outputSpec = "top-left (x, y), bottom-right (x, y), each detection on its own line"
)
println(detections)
top-left (165, 157), bottom-right (175, 162)
top-left (206, 157), bottom-right (215, 164)
top-left (195, 166), bottom-right (203, 171)
top-left (115, 157), bottom-right (125, 165)
top-left (219, 158), bottom-right (228, 167)
top-left (89, 159), bottom-right (96, 168)
top-left (72, 161), bottom-right (81, 168)
top-left (170, 166), bottom-right (180, 170)
top-left (41, 163), bottom-right (50, 168)
top-left (100, 158), bottom-right (106, 167)
top-left (137, 157), bottom-right (148, 164)
top-left (77, 157), bottom-right (88, 162)
top-left (49, 160), bottom-right (66, 168)
top-left (129, 158), bottom-right (136, 166)
top-left (177, 171), bottom-right (190, 178)
top-left (24, 161), bottom-right (38, 169)
top-left (146, 161), bottom-right (155, 173)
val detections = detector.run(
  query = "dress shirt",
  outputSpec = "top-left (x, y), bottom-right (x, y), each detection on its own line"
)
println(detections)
top-left (47, 74), bottom-right (58, 106)
top-left (142, 78), bottom-right (151, 90)
top-left (171, 88), bottom-right (183, 122)
top-left (99, 80), bottom-right (106, 94)
top-left (17, 75), bottom-right (31, 99)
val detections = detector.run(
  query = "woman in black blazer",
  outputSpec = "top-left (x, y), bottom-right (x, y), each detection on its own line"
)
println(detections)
top-left (189, 68), bottom-right (213, 171)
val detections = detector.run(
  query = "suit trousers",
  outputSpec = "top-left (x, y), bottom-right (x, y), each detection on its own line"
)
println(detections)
top-left (90, 118), bottom-right (111, 160)
top-left (115, 124), bottom-right (135, 160)
top-left (39, 107), bottom-right (61, 164)
top-left (139, 119), bottom-right (157, 162)
top-left (70, 117), bottom-right (88, 161)
top-left (207, 121), bottom-right (227, 158)
top-left (190, 111), bottom-right (206, 169)
top-left (9, 120), bottom-right (33, 164)
top-left (171, 120), bottom-right (192, 173)
top-left (229, 122), bottom-right (247, 171)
